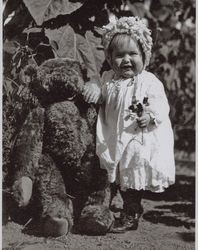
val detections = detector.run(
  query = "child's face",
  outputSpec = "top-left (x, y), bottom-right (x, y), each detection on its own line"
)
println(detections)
top-left (110, 37), bottom-right (144, 79)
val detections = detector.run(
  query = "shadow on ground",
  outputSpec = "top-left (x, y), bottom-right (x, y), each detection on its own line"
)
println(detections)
top-left (143, 175), bottom-right (195, 203)
top-left (177, 232), bottom-right (195, 242)
top-left (143, 174), bottom-right (195, 241)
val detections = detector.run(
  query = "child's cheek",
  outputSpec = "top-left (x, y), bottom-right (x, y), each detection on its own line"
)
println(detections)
top-left (112, 61), bottom-right (120, 73)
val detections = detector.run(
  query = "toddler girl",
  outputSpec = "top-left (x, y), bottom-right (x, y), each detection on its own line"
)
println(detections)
top-left (84, 16), bottom-right (175, 232)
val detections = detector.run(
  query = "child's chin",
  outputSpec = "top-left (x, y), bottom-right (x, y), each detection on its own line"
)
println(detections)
top-left (122, 72), bottom-right (135, 78)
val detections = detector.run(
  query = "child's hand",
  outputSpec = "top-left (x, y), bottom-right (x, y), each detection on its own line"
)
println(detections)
top-left (136, 113), bottom-right (150, 128)
top-left (83, 81), bottom-right (101, 104)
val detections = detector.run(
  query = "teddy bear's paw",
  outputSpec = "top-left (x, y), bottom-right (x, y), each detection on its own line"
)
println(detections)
top-left (78, 205), bottom-right (115, 235)
top-left (42, 216), bottom-right (71, 237)
top-left (12, 176), bottom-right (33, 207)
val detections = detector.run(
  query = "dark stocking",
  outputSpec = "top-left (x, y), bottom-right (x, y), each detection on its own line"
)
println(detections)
top-left (120, 189), bottom-right (144, 216)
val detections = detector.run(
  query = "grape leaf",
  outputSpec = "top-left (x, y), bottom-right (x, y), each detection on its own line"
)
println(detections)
top-left (45, 25), bottom-right (103, 79)
top-left (22, 0), bottom-right (103, 79)
top-left (22, 0), bottom-right (82, 25)
top-left (85, 30), bottom-right (105, 74)
top-left (45, 25), bottom-right (76, 58)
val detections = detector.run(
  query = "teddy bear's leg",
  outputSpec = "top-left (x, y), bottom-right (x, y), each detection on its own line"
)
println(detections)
top-left (34, 154), bottom-right (74, 237)
top-left (8, 107), bottom-right (45, 223)
top-left (77, 165), bottom-right (115, 235)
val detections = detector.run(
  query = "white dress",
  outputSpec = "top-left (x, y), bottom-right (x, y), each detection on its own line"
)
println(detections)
top-left (96, 70), bottom-right (175, 192)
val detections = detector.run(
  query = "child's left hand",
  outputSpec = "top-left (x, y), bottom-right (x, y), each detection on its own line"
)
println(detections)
top-left (136, 113), bottom-right (150, 128)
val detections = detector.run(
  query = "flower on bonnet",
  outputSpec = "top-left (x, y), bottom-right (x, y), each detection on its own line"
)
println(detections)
top-left (102, 16), bottom-right (153, 68)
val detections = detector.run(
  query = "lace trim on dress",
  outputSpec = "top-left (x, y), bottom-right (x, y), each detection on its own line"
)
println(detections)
top-left (120, 164), bottom-right (175, 193)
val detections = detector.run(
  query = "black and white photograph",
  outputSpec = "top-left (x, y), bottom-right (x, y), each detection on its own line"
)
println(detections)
top-left (2, 0), bottom-right (196, 249)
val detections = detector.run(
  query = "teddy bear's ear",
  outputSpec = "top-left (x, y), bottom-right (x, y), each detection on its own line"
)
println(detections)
top-left (23, 64), bottom-right (38, 83)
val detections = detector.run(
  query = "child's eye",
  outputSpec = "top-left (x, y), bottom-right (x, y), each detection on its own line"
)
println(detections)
top-left (130, 52), bottom-right (138, 56)
top-left (115, 53), bottom-right (124, 58)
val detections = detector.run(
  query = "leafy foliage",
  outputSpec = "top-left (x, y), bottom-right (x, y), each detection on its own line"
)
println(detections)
top-left (148, 0), bottom-right (195, 153)
top-left (3, 0), bottom-right (195, 173)
top-left (23, 0), bottom-right (82, 25)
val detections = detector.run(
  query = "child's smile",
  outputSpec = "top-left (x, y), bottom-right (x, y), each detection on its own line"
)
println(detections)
top-left (110, 38), bottom-right (144, 79)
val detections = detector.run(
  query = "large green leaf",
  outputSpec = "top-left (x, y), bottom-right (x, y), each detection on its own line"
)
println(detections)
top-left (45, 25), bottom-right (103, 79)
top-left (22, 0), bottom-right (82, 25)
top-left (45, 25), bottom-right (76, 58)
top-left (85, 30), bottom-right (105, 74)
top-left (22, 0), bottom-right (103, 79)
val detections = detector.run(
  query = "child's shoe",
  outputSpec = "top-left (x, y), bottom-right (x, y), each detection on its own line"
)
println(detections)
top-left (110, 211), bottom-right (140, 233)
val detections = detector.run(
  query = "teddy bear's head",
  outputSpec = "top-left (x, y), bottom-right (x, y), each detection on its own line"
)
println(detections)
top-left (24, 58), bottom-right (87, 107)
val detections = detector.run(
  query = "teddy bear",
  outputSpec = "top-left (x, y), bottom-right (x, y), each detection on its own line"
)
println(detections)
top-left (6, 58), bottom-right (114, 237)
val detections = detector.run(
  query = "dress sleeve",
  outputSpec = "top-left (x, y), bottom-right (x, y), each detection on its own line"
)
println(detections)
top-left (145, 74), bottom-right (170, 126)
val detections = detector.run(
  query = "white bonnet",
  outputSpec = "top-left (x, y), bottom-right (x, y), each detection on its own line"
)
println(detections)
top-left (102, 16), bottom-right (153, 67)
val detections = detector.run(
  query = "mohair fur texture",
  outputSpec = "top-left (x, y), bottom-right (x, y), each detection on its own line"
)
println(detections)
top-left (8, 58), bottom-right (114, 237)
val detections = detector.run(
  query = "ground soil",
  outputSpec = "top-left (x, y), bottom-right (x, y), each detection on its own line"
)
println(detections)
top-left (2, 160), bottom-right (195, 250)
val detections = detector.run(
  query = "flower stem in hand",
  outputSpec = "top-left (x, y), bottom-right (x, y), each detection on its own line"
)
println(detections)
top-left (136, 113), bottom-right (150, 128)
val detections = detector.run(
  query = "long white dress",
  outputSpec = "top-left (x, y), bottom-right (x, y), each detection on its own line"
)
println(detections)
top-left (96, 70), bottom-right (175, 192)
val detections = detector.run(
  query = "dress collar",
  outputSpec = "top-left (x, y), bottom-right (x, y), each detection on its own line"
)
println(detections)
top-left (111, 76), bottom-right (136, 87)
